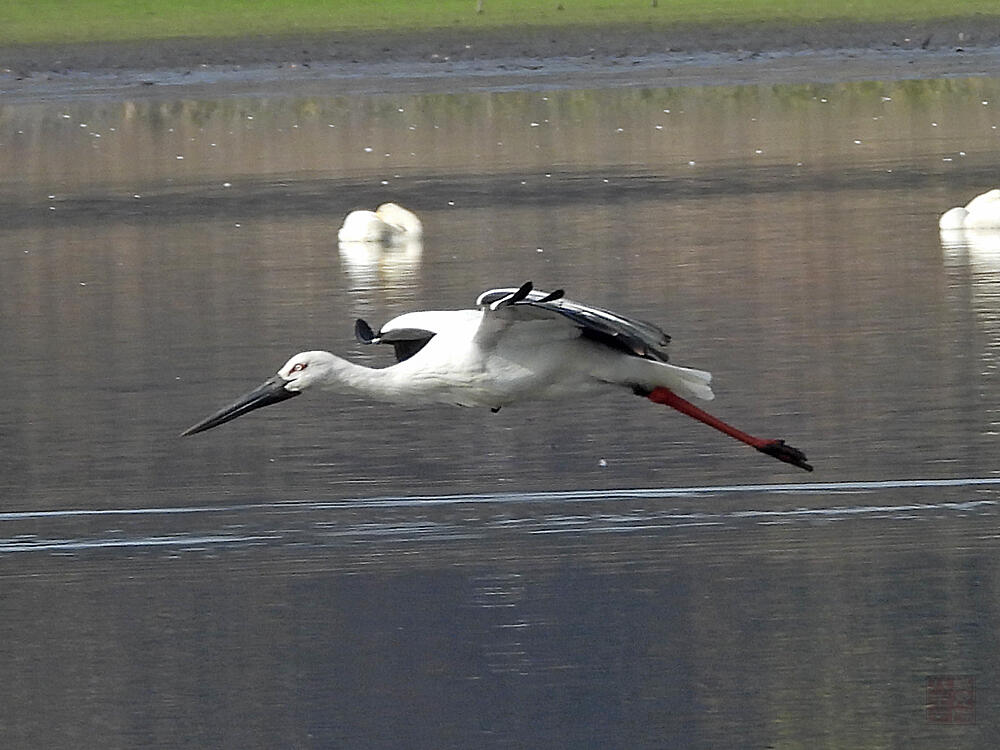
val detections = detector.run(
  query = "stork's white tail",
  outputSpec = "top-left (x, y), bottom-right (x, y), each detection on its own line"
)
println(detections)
top-left (657, 362), bottom-right (715, 402)
top-left (594, 349), bottom-right (715, 402)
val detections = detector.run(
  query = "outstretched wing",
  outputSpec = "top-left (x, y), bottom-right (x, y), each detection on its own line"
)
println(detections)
top-left (475, 281), bottom-right (671, 362)
top-left (355, 317), bottom-right (436, 363)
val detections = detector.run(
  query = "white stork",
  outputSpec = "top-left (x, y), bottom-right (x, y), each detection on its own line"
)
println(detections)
top-left (182, 282), bottom-right (811, 471)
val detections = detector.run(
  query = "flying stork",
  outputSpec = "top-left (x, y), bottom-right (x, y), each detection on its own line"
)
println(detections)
top-left (182, 282), bottom-right (812, 471)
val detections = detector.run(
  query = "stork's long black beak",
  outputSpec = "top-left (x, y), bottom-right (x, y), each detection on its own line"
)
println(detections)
top-left (181, 375), bottom-right (300, 436)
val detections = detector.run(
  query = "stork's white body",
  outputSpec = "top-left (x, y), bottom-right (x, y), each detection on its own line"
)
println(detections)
top-left (308, 308), bottom-right (713, 409)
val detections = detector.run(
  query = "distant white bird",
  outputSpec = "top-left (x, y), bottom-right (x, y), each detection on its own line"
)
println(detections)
top-left (182, 282), bottom-right (812, 471)
top-left (337, 202), bottom-right (423, 242)
top-left (939, 189), bottom-right (1000, 229)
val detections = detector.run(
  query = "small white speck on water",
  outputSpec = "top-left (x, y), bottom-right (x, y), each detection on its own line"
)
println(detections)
top-left (931, 122), bottom-right (939, 127)
top-left (754, 148), bottom-right (763, 154)
top-left (598, 458), bottom-right (608, 467)
top-left (176, 155), bottom-right (184, 160)
top-left (688, 160), bottom-right (696, 166)
top-left (663, 109), bottom-right (670, 113)
top-left (881, 96), bottom-right (892, 101)
top-left (655, 124), bottom-right (663, 130)
top-left (380, 180), bottom-right (389, 185)
top-left (364, 146), bottom-right (373, 152)
top-left (854, 139), bottom-right (862, 144)
top-left (536, 248), bottom-right (544, 253)
top-left (222, 182), bottom-right (231, 188)
top-left (61, 113), bottom-right (71, 119)
top-left (234, 223), bottom-right (241, 228)
top-left (616, 127), bottom-right (624, 132)
top-left (48, 194), bottom-right (55, 199)
top-left (246, 115), bottom-right (254, 120)
top-left (530, 122), bottom-right (540, 127)
top-left (79, 282), bottom-right (87, 286)
top-left (447, 201), bottom-right (455, 206)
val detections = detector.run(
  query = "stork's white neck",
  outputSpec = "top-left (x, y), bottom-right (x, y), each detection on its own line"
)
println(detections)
top-left (287, 350), bottom-right (480, 407)
top-left (311, 354), bottom-right (405, 401)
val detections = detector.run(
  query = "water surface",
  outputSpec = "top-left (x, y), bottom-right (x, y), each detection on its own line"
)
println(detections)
top-left (1, 77), bottom-right (998, 748)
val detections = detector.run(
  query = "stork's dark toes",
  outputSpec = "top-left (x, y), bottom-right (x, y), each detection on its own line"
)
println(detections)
top-left (756, 440), bottom-right (813, 472)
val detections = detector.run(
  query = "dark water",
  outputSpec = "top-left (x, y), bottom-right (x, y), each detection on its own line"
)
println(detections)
top-left (1, 78), bottom-right (999, 747)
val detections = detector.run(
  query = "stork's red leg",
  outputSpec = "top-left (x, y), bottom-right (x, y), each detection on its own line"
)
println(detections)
top-left (646, 387), bottom-right (813, 471)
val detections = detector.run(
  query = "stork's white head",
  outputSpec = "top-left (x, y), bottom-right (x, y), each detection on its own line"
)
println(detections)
top-left (182, 350), bottom-right (340, 436)
top-left (277, 350), bottom-right (339, 392)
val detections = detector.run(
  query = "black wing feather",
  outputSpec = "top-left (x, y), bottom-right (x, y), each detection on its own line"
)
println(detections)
top-left (477, 283), bottom-right (671, 362)
top-left (390, 339), bottom-right (433, 362)
top-left (356, 318), bottom-right (436, 363)
top-left (355, 318), bottom-right (377, 344)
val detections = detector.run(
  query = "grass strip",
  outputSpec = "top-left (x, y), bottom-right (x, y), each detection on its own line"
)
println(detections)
top-left (2, 0), bottom-right (999, 45)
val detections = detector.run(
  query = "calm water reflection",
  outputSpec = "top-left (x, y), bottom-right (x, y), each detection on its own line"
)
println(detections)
top-left (1, 77), bottom-right (999, 747)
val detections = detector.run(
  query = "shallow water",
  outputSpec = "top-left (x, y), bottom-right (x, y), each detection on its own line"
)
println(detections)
top-left (1, 77), bottom-right (999, 747)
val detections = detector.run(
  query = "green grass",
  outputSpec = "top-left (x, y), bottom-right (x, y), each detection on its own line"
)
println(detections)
top-left (1, 0), bottom-right (998, 45)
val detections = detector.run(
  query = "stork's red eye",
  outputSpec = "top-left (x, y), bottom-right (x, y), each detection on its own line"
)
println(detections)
top-left (290, 362), bottom-right (307, 373)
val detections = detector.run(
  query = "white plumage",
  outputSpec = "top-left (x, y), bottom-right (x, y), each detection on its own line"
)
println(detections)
top-left (337, 202), bottom-right (423, 242)
top-left (939, 189), bottom-right (1000, 229)
top-left (182, 282), bottom-right (811, 471)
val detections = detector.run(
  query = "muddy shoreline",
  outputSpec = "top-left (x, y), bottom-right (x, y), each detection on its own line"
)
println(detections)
top-left (3, 19), bottom-right (1000, 101)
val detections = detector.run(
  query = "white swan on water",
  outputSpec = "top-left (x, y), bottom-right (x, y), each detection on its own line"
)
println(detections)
top-left (338, 202), bottom-right (423, 243)
top-left (939, 189), bottom-right (1000, 229)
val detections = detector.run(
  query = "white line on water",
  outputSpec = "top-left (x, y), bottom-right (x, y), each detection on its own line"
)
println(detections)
top-left (0, 477), bottom-right (997, 521)
top-left (0, 534), bottom-right (280, 553)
